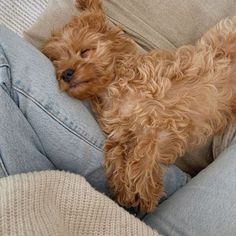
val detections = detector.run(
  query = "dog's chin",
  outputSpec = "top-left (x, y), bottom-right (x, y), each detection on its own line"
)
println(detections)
top-left (67, 84), bottom-right (95, 100)
top-left (58, 77), bottom-right (96, 99)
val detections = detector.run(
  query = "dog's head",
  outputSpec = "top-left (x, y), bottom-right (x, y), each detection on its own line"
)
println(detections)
top-left (42, 7), bottom-right (136, 99)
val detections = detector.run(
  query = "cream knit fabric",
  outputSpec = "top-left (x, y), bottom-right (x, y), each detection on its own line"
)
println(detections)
top-left (0, 171), bottom-right (159, 236)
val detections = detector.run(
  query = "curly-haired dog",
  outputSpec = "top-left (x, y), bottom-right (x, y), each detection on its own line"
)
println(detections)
top-left (42, 0), bottom-right (236, 212)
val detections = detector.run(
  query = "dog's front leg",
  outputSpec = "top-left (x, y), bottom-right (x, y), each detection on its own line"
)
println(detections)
top-left (123, 134), bottom-right (166, 213)
top-left (103, 137), bottom-right (132, 205)
top-left (104, 132), bottom-right (176, 213)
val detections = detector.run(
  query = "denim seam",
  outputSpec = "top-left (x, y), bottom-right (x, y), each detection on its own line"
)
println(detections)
top-left (0, 150), bottom-right (9, 176)
top-left (13, 85), bottom-right (103, 152)
top-left (0, 44), bottom-right (10, 68)
top-left (0, 63), bottom-right (9, 68)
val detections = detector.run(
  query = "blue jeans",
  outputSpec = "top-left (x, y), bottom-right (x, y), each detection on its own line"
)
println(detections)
top-left (0, 25), bottom-right (235, 235)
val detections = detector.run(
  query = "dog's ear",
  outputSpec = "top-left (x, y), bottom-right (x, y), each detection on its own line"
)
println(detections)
top-left (106, 27), bottom-right (137, 56)
top-left (75, 0), bottom-right (107, 33)
top-left (76, 0), bottom-right (102, 12)
top-left (41, 32), bottom-right (64, 61)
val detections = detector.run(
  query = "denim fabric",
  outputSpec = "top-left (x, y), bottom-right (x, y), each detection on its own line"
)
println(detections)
top-left (0, 25), bottom-right (188, 197)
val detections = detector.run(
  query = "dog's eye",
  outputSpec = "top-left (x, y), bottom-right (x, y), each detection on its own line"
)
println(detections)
top-left (80, 48), bottom-right (90, 58)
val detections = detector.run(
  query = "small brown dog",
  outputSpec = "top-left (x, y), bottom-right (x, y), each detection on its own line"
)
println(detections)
top-left (43, 0), bottom-right (236, 212)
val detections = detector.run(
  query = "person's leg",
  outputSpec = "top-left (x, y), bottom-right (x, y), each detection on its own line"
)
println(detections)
top-left (0, 25), bottom-right (189, 197)
top-left (143, 139), bottom-right (236, 235)
top-left (0, 24), bottom-right (107, 193)
top-left (0, 35), bottom-right (56, 178)
top-left (0, 81), bottom-right (56, 176)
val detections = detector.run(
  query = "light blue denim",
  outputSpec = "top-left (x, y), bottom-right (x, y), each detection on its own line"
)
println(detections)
top-left (1, 25), bottom-right (235, 235)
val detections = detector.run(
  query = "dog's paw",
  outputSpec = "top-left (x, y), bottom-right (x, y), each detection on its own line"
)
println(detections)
top-left (115, 191), bottom-right (159, 213)
top-left (137, 197), bottom-right (158, 213)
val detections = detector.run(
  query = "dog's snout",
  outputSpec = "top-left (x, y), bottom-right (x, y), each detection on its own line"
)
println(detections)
top-left (62, 69), bottom-right (75, 82)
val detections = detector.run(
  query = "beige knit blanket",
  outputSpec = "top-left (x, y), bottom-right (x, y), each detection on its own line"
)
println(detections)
top-left (0, 171), bottom-right (159, 236)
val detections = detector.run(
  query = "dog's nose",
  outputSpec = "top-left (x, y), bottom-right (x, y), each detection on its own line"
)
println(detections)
top-left (61, 69), bottom-right (75, 82)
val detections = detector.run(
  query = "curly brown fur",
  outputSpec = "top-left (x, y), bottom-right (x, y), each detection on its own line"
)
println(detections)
top-left (42, 0), bottom-right (236, 212)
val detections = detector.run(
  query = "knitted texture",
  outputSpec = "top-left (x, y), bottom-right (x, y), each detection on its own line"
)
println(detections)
top-left (0, 171), bottom-right (159, 236)
top-left (0, 0), bottom-right (48, 36)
